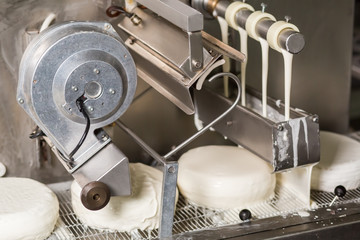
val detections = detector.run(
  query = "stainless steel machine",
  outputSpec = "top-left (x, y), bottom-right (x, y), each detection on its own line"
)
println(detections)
top-left (0, 0), bottom-right (358, 239)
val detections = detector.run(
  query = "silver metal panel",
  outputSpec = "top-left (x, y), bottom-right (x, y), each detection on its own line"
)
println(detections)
top-left (116, 8), bottom-right (212, 79)
top-left (73, 143), bottom-right (131, 196)
top-left (194, 87), bottom-right (320, 171)
top-left (124, 37), bottom-right (196, 114)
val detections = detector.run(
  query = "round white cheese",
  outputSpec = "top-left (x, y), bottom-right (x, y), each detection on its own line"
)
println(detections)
top-left (177, 145), bottom-right (276, 209)
top-left (311, 131), bottom-right (360, 192)
top-left (71, 163), bottom-right (177, 232)
top-left (0, 177), bottom-right (59, 240)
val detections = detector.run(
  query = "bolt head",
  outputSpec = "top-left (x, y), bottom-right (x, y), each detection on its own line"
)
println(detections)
top-left (93, 69), bottom-right (100, 74)
top-left (18, 98), bottom-right (24, 104)
top-left (102, 134), bottom-right (108, 141)
top-left (193, 60), bottom-right (202, 69)
top-left (104, 23), bottom-right (111, 30)
top-left (88, 106), bottom-right (94, 112)
top-left (109, 88), bottom-right (116, 95)
top-left (72, 86), bottom-right (78, 92)
top-left (285, 15), bottom-right (292, 23)
top-left (277, 124), bottom-right (284, 131)
top-left (312, 116), bottom-right (319, 123)
top-left (168, 166), bottom-right (176, 173)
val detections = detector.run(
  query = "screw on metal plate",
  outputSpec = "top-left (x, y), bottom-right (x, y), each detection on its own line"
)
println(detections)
top-left (109, 88), bottom-right (116, 95)
top-left (129, 36), bottom-right (135, 45)
top-left (18, 98), bottom-right (24, 104)
top-left (130, 14), bottom-right (142, 25)
top-left (93, 68), bottom-right (100, 74)
top-left (261, 3), bottom-right (267, 13)
top-left (88, 106), bottom-right (94, 112)
top-left (102, 134), bottom-right (108, 141)
top-left (285, 15), bottom-right (291, 23)
top-left (104, 23), bottom-right (111, 30)
top-left (72, 85), bottom-right (78, 92)
top-left (168, 166), bottom-right (176, 173)
top-left (312, 116), bottom-right (319, 123)
top-left (277, 124), bottom-right (284, 131)
top-left (192, 60), bottom-right (202, 69)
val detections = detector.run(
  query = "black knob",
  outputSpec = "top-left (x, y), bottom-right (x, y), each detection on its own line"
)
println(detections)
top-left (334, 185), bottom-right (347, 198)
top-left (239, 209), bottom-right (252, 221)
top-left (80, 181), bottom-right (111, 211)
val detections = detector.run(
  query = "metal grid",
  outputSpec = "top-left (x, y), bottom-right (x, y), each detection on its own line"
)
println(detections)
top-left (46, 181), bottom-right (346, 240)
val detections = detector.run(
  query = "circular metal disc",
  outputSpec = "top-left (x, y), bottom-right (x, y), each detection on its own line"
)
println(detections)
top-left (80, 181), bottom-right (111, 211)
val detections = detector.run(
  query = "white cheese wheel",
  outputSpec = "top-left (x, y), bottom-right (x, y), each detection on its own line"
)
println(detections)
top-left (177, 145), bottom-right (276, 209)
top-left (311, 131), bottom-right (360, 192)
top-left (71, 163), bottom-right (178, 232)
top-left (0, 177), bottom-right (59, 240)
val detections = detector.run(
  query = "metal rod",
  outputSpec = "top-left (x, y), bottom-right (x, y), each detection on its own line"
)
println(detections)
top-left (163, 72), bottom-right (241, 159)
top-left (208, 0), bottom-right (305, 54)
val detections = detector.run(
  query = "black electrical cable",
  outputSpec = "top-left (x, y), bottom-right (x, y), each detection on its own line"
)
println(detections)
top-left (68, 96), bottom-right (91, 160)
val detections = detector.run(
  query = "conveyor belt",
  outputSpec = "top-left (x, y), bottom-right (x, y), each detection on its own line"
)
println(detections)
top-left (47, 180), bottom-right (360, 240)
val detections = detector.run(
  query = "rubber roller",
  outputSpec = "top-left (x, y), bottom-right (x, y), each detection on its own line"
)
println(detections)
top-left (225, 1), bottom-right (254, 29)
top-left (267, 21), bottom-right (299, 52)
top-left (245, 11), bottom-right (276, 41)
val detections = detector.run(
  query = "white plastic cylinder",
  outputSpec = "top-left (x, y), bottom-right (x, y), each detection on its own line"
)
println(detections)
top-left (267, 21), bottom-right (299, 52)
top-left (225, 2), bottom-right (254, 29)
top-left (245, 11), bottom-right (276, 41)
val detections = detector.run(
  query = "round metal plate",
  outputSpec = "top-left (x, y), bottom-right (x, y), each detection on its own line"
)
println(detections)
top-left (18, 22), bottom-right (137, 127)
top-left (80, 181), bottom-right (111, 210)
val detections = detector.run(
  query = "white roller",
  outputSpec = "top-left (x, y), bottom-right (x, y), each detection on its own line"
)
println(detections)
top-left (267, 21), bottom-right (299, 52)
top-left (245, 11), bottom-right (276, 41)
top-left (225, 1), bottom-right (254, 29)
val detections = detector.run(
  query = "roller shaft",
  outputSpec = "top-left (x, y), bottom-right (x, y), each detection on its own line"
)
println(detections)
top-left (196, 0), bottom-right (305, 54)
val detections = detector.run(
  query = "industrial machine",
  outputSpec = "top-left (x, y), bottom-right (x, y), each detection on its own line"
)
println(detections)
top-left (0, 0), bottom-right (358, 239)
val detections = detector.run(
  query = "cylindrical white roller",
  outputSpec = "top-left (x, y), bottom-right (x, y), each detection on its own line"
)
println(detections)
top-left (225, 1), bottom-right (254, 29)
top-left (267, 21), bottom-right (299, 52)
top-left (245, 11), bottom-right (276, 41)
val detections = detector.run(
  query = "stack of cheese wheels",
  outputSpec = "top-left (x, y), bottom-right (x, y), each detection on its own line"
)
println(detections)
top-left (311, 131), bottom-right (360, 192)
top-left (0, 177), bottom-right (59, 240)
top-left (71, 163), bottom-right (178, 232)
top-left (177, 145), bottom-right (276, 209)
